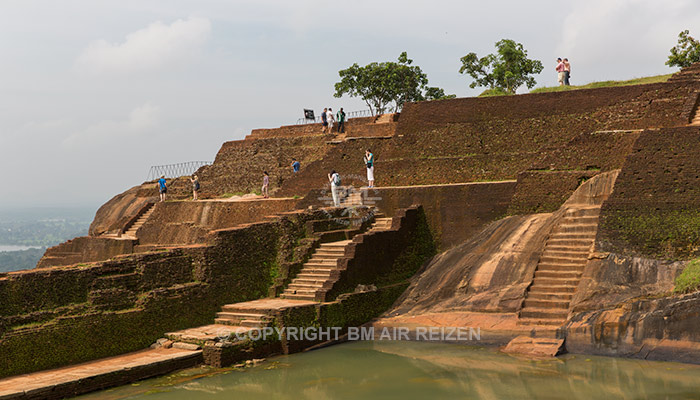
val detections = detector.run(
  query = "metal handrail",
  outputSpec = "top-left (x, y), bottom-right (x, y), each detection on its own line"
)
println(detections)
top-left (296, 108), bottom-right (385, 125)
top-left (147, 161), bottom-right (213, 181)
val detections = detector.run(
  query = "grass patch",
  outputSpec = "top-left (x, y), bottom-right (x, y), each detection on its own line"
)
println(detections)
top-left (530, 74), bottom-right (672, 94)
top-left (674, 258), bottom-right (700, 294)
top-left (478, 87), bottom-right (511, 97)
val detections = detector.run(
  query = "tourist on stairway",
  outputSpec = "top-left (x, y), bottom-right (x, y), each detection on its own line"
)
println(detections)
top-left (364, 149), bottom-right (375, 188)
top-left (337, 108), bottom-right (346, 133)
top-left (190, 175), bottom-right (200, 201)
top-left (329, 170), bottom-right (341, 207)
top-left (291, 158), bottom-right (300, 173)
top-left (158, 175), bottom-right (167, 202)
top-left (262, 171), bottom-right (270, 199)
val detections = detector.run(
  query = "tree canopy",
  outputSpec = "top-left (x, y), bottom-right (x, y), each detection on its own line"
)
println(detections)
top-left (667, 30), bottom-right (700, 69)
top-left (459, 39), bottom-right (543, 94)
top-left (334, 52), bottom-right (451, 114)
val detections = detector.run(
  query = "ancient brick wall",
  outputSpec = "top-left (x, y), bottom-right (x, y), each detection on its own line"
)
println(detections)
top-left (137, 198), bottom-right (299, 246)
top-left (597, 126), bottom-right (700, 259)
top-left (0, 209), bottom-right (334, 378)
top-left (37, 236), bottom-right (135, 268)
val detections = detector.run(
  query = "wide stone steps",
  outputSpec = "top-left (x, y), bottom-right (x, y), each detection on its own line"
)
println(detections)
top-left (214, 312), bottom-right (272, 328)
top-left (561, 216), bottom-right (599, 224)
top-left (528, 284), bottom-right (577, 294)
top-left (539, 256), bottom-right (587, 265)
top-left (519, 308), bottom-right (568, 320)
top-left (516, 318), bottom-right (563, 326)
top-left (534, 270), bottom-right (582, 279)
top-left (532, 276), bottom-right (580, 286)
top-left (564, 207), bottom-right (601, 218)
top-left (527, 292), bottom-right (574, 301)
top-left (551, 224), bottom-right (598, 234)
top-left (523, 298), bottom-right (570, 309)
top-left (279, 293), bottom-right (317, 301)
top-left (548, 233), bottom-right (596, 240)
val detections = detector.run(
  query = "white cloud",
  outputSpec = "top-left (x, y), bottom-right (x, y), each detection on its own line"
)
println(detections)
top-left (75, 17), bottom-right (211, 75)
top-left (63, 103), bottom-right (160, 148)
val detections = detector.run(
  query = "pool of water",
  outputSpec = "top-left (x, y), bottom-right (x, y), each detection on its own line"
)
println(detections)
top-left (79, 341), bottom-right (700, 400)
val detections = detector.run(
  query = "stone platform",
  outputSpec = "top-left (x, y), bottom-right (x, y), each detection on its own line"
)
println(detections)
top-left (0, 347), bottom-right (202, 400)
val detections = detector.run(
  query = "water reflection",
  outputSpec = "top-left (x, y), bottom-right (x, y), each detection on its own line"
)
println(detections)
top-left (79, 341), bottom-right (700, 400)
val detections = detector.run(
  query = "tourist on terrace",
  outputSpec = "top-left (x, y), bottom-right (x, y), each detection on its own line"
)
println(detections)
top-left (563, 58), bottom-right (571, 86)
top-left (556, 58), bottom-right (565, 86)
top-left (190, 175), bottom-right (200, 201)
top-left (337, 108), bottom-right (346, 133)
top-left (291, 158), bottom-right (300, 173)
top-left (364, 149), bottom-right (375, 188)
top-left (262, 171), bottom-right (270, 199)
top-left (321, 107), bottom-right (328, 132)
top-left (326, 108), bottom-right (335, 134)
top-left (158, 175), bottom-right (167, 202)
top-left (329, 170), bottom-right (341, 207)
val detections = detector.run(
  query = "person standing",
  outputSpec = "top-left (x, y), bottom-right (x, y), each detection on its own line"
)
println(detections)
top-left (337, 108), bottom-right (346, 133)
top-left (291, 158), bottom-right (301, 173)
top-left (321, 107), bottom-right (328, 133)
top-left (563, 58), bottom-right (571, 86)
top-left (555, 58), bottom-right (565, 86)
top-left (190, 174), bottom-right (200, 201)
top-left (158, 175), bottom-right (167, 202)
top-left (364, 149), bottom-right (375, 188)
top-left (328, 170), bottom-right (341, 207)
top-left (262, 171), bottom-right (270, 199)
top-left (326, 108), bottom-right (335, 134)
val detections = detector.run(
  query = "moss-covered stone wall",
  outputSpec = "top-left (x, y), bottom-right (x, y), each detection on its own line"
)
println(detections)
top-left (0, 209), bottom-right (338, 378)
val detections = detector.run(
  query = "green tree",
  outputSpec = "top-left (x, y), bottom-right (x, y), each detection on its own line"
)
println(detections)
top-left (667, 30), bottom-right (700, 68)
top-left (459, 39), bottom-right (544, 94)
top-left (423, 87), bottom-right (456, 101)
top-left (334, 52), bottom-right (450, 114)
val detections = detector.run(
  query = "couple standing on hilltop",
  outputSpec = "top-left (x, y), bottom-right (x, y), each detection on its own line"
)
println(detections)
top-left (321, 107), bottom-right (346, 134)
top-left (556, 58), bottom-right (572, 86)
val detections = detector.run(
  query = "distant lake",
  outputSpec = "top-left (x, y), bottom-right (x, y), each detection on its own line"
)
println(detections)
top-left (0, 245), bottom-right (43, 252)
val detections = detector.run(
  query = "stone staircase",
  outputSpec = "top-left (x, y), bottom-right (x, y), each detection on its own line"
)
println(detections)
top-left (280, 216), bottom-right (393, 301)
top-left (340, 190), bottom-right (363, 207)
top-left (374, 113), bottom-right (396, 124)
top-left (280, 240), bottom-right (351, 301)
top-left (122, 204), bottom-right (156, 239)
top-left (518, 205), bottom-right (601, 327)
top-left (690, 101), bottom-right (700, 126)
top-left (214, 305), bottom-right (274, 328)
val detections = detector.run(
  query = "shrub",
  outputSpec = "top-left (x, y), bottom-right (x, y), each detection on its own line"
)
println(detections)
top-left (478, 87), bottom-right (510, 97)
top-left (674, 258), bottom-right (700, 294)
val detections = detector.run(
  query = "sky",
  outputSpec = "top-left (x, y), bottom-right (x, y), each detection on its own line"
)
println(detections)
top-left (1, 0), bottom-right (699, 213)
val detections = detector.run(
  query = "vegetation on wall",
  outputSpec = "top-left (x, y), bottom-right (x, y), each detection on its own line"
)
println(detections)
top-left (674, 258), bottom-right (700, 294)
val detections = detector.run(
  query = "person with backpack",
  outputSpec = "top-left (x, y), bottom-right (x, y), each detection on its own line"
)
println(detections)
top-left (158, 175), bottom-right (167, 202)
top-left (190, 174), bottom-right (200, 201)
top-left (336, 108), bottom-right (346, 133)
top-left (291, 158), bottom-right (301, 173)
top-left (364, 149), bottom-right (375, 188)
top-left (328, 170), bottom-right (341, 207)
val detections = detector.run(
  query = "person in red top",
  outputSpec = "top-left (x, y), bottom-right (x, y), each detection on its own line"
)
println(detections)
top-left (555, 58), bottom-right (565, 86)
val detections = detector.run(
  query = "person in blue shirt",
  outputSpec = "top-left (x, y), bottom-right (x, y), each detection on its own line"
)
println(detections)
top-left (158, 175), bottom-right (167, 202)
top-left (291, 158), bottom-right (301, 173)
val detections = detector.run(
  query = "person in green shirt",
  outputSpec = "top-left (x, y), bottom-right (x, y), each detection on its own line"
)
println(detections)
top-left (336, 108), bottom-right (346, 133)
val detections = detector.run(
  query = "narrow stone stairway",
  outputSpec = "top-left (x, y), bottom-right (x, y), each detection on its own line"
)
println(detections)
top-left (280, 240), bottom-right (352, 301)
top-left (214, 305), bottom-right (274, 328)
top-left (122, 204), bottom-right (156, 239)
top-left (518, 205), bottom-right (601, 326)
top-left (691, 102), bottom-right (700, 126)
top-left (280, 216), bottom-right (392, 301)
top-left (340, 190), bottom-right (363, 207)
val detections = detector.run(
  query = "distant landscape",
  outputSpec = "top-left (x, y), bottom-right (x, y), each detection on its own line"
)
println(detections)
top-left (0, 207), bottom-right (94, 272)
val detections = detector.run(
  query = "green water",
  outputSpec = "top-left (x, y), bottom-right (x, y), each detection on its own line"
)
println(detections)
top-left (79, 341), bottom-right (700, 400)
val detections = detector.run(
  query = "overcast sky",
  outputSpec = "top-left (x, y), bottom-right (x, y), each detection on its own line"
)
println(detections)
top-left (1, 0), bottom-right (699, 213)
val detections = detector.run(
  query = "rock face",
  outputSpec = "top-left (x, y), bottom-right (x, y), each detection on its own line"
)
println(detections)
top-left (89, 183), bottom-right (157, 236)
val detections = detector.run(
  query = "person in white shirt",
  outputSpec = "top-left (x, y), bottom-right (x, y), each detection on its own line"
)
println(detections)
top-left (326, 108), bottom-right (335, 134)
top-left (328, 170), bottom-right (341, 207)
